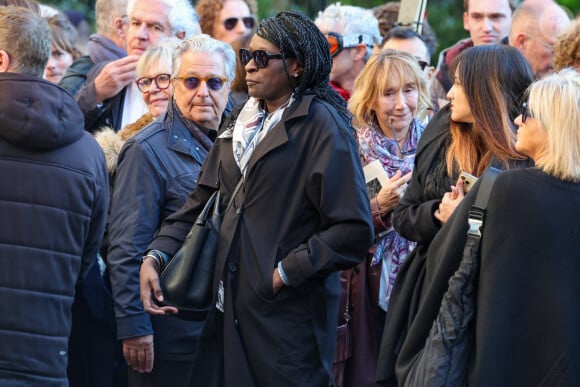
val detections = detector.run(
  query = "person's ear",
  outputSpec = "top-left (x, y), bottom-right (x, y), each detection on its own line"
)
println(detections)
top-left (175, 31), bottom-right (186, 40)
top-left (426, 65), bottom-right (435, 81)
top-left (289, 61), bottom-right (304, 79)
top-left (463, 11), bottom-right (470, 31)
top-left (0, 49), bottom-right (11, 72)
top-left (513, 33), bottom-right (527, 50)
top-left (113, 17), bottom-right (126, 39)
top-left (353, 43), bottom-right (367, 61)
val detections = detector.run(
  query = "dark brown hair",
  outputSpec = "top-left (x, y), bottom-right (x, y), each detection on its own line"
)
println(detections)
top-left (447, 45), bottom-right (532, 176)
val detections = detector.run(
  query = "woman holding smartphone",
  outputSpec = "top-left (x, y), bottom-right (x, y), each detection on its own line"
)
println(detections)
top-left (377, 45), bottom-right (534, 385)
top-left (405, 68), bottom-right (580, 386)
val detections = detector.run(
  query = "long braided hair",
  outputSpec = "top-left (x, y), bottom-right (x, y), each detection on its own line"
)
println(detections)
top-left (256, 11), bottom-right (351, 126)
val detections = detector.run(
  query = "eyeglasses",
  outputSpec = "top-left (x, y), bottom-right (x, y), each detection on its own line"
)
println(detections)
top-left (239, 48), bottom-right (283, 68)
top-left (417, 60), bottom-right (429, 71)
top-left (136, 73), bottom-right (171, 93)
top-left (223, 16), bottom-right (255, 31)
top-left (521, 102), bottom-right (533, 123)
top-left (325, 32), bottom-right (374, 57)
top-left (173, 76), bottom-right (228, 91)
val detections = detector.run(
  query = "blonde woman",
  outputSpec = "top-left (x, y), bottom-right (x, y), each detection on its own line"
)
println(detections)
top-left (340, 50), bottom-right (431, 386)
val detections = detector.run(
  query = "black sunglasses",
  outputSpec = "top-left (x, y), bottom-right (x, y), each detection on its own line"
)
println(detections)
top-left (239, 48), bottom-right (283, 68)
top-left (417, 60), bottom-right (429, 70)
top-left (135, 73), bottom-right (171, 93)
top-left (173, 76), bottom-right (227, 91)
top-left (521, 102), bottom-right (533, 123)
top-left (224, 16), bottom-right (255, 31)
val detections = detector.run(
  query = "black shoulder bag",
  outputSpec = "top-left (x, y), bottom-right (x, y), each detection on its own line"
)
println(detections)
top-left (159, 178), bottom-right (244, 314)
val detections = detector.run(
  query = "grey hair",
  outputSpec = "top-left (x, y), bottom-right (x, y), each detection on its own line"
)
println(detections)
top-left (314, 2), bottom-right (381, 62)
top-left (171, 34), bottom-right (236, 81)
top-left (96, 0), bottom-right (128, 36)
top-left (0, 6), bottom-right (51, 77)
top-left (127, 0), bottom-right (200, 38)
top-left (136, 37), bottom-right (180, 77)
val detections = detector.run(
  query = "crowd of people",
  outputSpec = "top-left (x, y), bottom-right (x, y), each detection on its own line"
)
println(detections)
top-left (0, 0), bottom-right (578, 386)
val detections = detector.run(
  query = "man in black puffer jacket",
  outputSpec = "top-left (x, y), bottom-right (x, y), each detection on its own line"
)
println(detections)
top-left (0, 7), bottom-right (108, 386)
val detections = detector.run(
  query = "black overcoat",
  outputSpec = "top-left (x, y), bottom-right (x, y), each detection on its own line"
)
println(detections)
top-left (148, 95), bottom-right (374, 386)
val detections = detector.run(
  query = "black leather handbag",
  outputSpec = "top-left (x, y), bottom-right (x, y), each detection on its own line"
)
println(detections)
top-left (159, 179), bottom-right (243, 313)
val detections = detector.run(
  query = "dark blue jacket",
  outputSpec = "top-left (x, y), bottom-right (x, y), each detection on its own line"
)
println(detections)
top-left (0, 73), bottom-right (108, 386)
top-left (107, 103), bottom-right (209, 358)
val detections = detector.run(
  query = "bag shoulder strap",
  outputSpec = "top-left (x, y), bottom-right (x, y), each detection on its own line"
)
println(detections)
top-left (225, 177), bottom-right (244, 213)
top-left (467, 167), bottom-right (500, 238)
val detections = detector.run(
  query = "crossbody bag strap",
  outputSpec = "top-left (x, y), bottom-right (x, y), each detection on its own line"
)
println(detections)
top-left (467, 167), bottom-right (501, 239)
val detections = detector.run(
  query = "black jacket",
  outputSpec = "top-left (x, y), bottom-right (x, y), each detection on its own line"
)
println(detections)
top-left (108, 104), bottom-right (210, 354)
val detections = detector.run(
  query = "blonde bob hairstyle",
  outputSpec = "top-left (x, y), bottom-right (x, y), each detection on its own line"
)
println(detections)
top-left (136, 37), bottom-right (180, 78)
top-left (348, 50), bottom-right (431, 129)
top-left (527, 68), bottom-right (580, 182)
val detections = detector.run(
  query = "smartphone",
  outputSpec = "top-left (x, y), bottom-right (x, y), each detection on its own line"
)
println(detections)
top-left (459, 171), bottom-right (478, 193)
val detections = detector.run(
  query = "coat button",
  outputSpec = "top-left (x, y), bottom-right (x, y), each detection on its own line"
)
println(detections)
top-left (229, 262), bottom-right (238, 272)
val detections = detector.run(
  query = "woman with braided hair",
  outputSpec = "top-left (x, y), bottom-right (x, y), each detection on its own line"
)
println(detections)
top-left (139, 10), bottom-right (374, 387)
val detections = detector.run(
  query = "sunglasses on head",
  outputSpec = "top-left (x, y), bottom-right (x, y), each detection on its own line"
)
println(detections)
top-left (239, 48), bottom-right (283, 68)
top-left (223, 16), bottom-right (255, 31)
top-left (521, 102), bottom-right (533, 123)
top-left (325, 32), bottom-right (374, 57)
top-left (136, 73), bottom-right (171, 93)
top-left (173, 76), bottom-right (227, 91)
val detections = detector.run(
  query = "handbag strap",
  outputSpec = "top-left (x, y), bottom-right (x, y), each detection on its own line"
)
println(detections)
top-left (466, 167), bottom-right (500, 239)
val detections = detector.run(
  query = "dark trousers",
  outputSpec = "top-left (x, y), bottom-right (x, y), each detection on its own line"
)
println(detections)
top-left (128, 358), bottom-right (194, 387)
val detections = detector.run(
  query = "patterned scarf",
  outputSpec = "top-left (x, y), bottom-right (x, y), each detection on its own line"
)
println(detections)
top-left (358, 118), bottom-right (425, 311)
top-left (232, 96), bottom-right (293, 176)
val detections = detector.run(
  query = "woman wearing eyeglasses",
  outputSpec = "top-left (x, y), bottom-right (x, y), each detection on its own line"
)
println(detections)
top-left (104, 35), bottom-right (236, 387)
top-left (95, 38), bottom-right (179, 178)
top-left (394, 68), bottom-right (580, 386)
top-left (196, 0), bottom-right (257, 46)
top-left (335, 49), bottom-right (432, 387)
top-left (377, 45), bottom-right (534, 385)
top-left (140, 11), bottom-right (373, 387)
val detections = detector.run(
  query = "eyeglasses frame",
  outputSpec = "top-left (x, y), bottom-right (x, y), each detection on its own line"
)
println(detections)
top-left (223, 16), bottom-right (255, 31)
top-left (239, 48), bottom-right (284, 68)
top-left (173, 75), bottom-right (229, 91)
top-left (135, 73), bottom-right (172, 93)
top-left (521, 102), bottom-right (533, 123)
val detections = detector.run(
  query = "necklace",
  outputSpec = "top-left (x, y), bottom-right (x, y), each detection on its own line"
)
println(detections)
top-left (390, 123), bottom-right (414, 156)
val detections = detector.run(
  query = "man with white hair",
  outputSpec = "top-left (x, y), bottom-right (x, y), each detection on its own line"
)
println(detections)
top-left (60, 0), bottom-right (129, 96)
top-left (76, 0), bottom-right (200, 133)
top-left (107, 34), bottom-right (235, 386)
top-left (509, 0), bottom-right (571, 79)
top-left (315, 2), bottom-right (381, 101)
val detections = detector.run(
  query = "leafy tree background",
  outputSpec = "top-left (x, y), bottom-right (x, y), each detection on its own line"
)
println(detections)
top-left (43, 0), bottom-right (579, 64)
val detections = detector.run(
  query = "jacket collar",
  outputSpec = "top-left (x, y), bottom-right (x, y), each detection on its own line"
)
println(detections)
top-left (163, 102), bottom-right (213, 166)
top-left (244, 94), bottom-right (314, 176)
